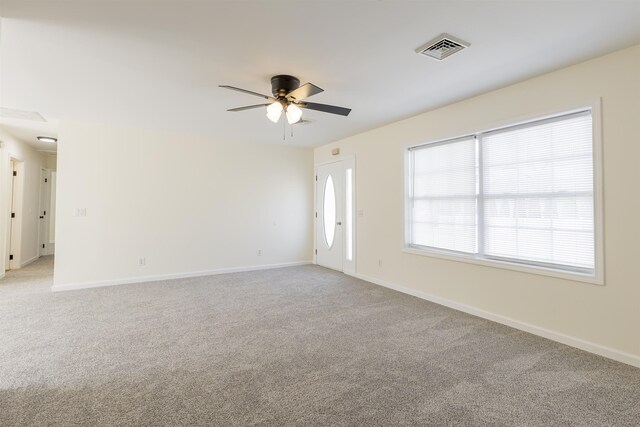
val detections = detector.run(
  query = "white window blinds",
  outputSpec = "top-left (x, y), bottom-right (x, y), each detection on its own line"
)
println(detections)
top-left (410, 137), bottom-right (477, 253)
top-left (481, 111), bottom-right (594, 270)
top-left (408, 109), bottom-right (595, 275)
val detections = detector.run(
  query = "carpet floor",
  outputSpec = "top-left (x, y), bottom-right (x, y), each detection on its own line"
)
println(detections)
top-left (1, 256), bottom-right (639, 426)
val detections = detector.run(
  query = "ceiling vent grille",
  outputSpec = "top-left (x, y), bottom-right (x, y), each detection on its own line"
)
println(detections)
top-left (0, 108), bottom-right (46, 122)
top-left (416, 34), bottom-right (469, 61)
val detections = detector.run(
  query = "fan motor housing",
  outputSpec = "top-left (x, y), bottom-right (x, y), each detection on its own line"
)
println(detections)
top-left (271, 75), bottom-right (300, 97)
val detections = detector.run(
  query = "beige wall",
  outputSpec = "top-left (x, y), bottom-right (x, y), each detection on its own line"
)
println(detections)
top-left (315, 45), bottom-right (640, 362)
top-left (0, 127), bottom-right (46, 274)
top-left (54, 122), bottom-right (313, 288)
top-left (45, 155), bottom-right (57, 170)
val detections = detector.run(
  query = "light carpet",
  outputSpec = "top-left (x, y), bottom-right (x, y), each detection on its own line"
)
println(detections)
top-left (1, 256), bottom-right (638, 426)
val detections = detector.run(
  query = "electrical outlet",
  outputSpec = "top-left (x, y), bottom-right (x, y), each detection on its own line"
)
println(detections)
top-left (257, 249), bottom-right (262, 256)
top-left (378, 259), bottom-right (382, 267)
top-left (138, 257), bottom-right (146, 266)
top-left (74, 208), bottom-right (87, 217)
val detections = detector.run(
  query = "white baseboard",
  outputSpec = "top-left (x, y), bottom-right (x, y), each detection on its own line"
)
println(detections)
top-left (349, 272), bottom-right (640, 369)
top-left (20, 255), bottom-right (39, 268)
top-left (52, 260), bottom-right (313, 293)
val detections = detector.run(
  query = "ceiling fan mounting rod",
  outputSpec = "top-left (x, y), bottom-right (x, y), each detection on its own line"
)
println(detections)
top-left (271, 75), bottom-right (300, 97)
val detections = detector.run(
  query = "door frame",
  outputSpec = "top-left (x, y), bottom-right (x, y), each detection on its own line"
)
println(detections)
top-left (0, 141), bottom-right (5, 277)
top-left (48, 170), bottom-right (57, 255)
top-left (4, 155), bottom-right (25, 271)
top-left (314, 155), bottom-right (356, 274)
top-left (38, 168), bottom-right (51, 257)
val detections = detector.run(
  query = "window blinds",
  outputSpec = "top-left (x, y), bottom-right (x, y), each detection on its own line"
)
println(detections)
top-left (481, 111), bottom-right (594, 270)
top-left (408, 110), bottom-right (595, 274)
top-left (410, 137), bottom-right (477, 253)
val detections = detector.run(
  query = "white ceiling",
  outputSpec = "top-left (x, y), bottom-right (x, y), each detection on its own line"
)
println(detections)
top-left (0, 116), bottom-right (59, 153)
top-left (1, 0), bottom-right (639, 148)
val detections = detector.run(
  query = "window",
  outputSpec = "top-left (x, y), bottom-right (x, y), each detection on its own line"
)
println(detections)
top-left (406, 109), bottom-right (600, 282)
top-left (345, 168), bottom-right (353, 261)
top-left (410, 136), bottom-right (477, 253)
top-left (323, 175), bottom-right (336, 248)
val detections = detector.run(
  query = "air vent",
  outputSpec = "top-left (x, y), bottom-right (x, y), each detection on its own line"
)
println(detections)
top-left (0, 108), bottom-right (46, 122)
top-left (416, 33), bottom-right (469, 61)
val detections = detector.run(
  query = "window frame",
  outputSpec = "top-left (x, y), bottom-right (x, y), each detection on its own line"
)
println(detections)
top-left (403, 101), bottom-right (604, 285)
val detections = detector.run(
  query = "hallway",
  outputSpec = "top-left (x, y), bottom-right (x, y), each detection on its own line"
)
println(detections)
top-left (1, 256), bottom-right (54, 294)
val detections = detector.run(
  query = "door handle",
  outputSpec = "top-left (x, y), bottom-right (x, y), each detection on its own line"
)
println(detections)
top-left (336, 221), bottom-right (342, 225)
top-left (39, 216), bottom-right (44, 219)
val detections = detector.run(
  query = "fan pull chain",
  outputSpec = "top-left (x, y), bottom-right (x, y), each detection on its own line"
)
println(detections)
top-left (282, 117), bottom-right (286, 141)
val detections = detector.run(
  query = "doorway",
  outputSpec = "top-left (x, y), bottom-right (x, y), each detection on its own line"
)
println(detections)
top-left (315, 157), bottom-right (355, 273)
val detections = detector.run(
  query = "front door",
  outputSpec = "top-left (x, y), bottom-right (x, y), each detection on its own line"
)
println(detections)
top-left (316, 161), bottom-right (344, 271)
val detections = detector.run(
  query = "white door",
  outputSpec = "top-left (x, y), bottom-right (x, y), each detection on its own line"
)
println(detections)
top-left (38, 169), bottom-right (49, 256)
top-left (316, 161), bottom-right (344, 271)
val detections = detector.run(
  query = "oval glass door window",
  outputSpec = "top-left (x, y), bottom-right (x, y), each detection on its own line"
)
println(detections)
top-left (323, 175), bottom-right (336, 248)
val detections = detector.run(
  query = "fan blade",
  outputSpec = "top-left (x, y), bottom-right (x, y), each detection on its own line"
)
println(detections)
top-left (219, 85), bottom-right (276, 101)
top-left (299, 102), bottom-right (351, 116)
top-left (286, 83), bottom-right (324, 102)
top-left (227, 104), bottom-right (271, 112)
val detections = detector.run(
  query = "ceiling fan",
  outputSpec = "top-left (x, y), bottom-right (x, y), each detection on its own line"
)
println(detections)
top-left (220, 75), bottom-right (351, 124)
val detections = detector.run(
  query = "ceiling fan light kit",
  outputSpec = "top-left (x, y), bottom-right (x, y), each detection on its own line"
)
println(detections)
top-left (220, 75), bottom-right (351, 137)
top-left (265, 99), bottom-right (303, 125)
top-left (266, 101), bottom-right (283, 123)
top-left (285, 103), bottom-right (302, 124)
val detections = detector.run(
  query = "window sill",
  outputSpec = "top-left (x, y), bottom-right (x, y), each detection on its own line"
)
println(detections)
top-left (402, 246), bottom-right (603, 286)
